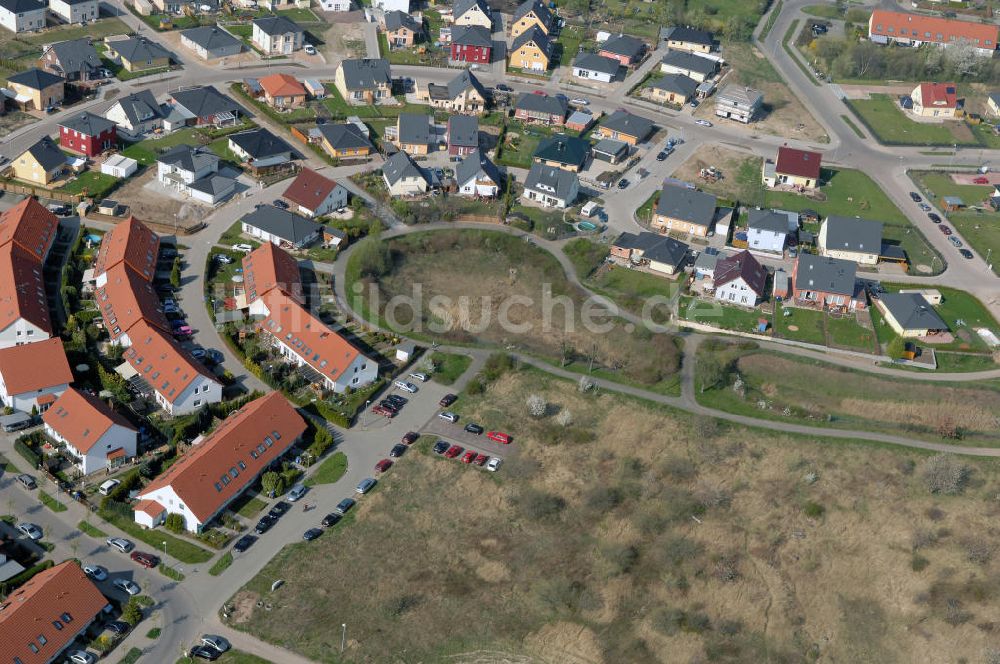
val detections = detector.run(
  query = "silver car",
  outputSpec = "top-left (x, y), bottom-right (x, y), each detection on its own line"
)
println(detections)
top-left (66, 650), bottom-right (97, 664)
top-left (287, 484), bottom-right (308, 502)
top-left (201, 634), bottom-right (231, 652)
top-left (16, 522), bottom-right (42, 540)
top-left (83, 564), bottom-right (108, 581)
top-left (112, 578), bottom-right (141, 596)
top-left (107, 537), bottom-right (134, 553)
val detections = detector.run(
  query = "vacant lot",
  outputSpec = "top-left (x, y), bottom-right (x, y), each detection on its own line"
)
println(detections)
top-left (847, 94), bottom-right (977, 146)
top-left (230, 362), bottom-right (1000, 663)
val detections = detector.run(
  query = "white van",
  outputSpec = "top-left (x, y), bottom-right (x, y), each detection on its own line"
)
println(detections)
top-left (581, 201), bottom-right (599, 218)
top-left (99, 479), bottom-right (121, 496)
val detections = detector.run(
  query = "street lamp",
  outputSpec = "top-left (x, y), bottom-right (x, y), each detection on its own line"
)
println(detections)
top-left (341, 624), bottom-right (346, 653)
top-left (161, 541), bottom-right (167, 560)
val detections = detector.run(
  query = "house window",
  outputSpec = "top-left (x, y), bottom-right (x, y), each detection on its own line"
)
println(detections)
top-left (37, 635), bottom-right (47, 646)
top-left (221, 475), bottom-right (231, 485)
top-left (61, 613), bottom-right (72, 623)
top-left (193, 400), bottom-right (201, 407)
top-left (214, 482), bottom-right (223, 492)
top-left (229, 467), bottom-right (239, 479)
top-left (239, 461), bottom-right (246, 470)
top-left (52, 621), bottom-right (62, 630)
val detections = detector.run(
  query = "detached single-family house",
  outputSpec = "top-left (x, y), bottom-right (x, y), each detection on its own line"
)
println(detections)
top-left (157, 144), bottom-right (236, 205)
top-left (241, 205), bottom-right (322, 249)
top-left (533, 134), bottom-right (589, 172)
top-left (11, 136), bottom-right (66, 186)
top-left (455, 149), bottom-right (501, 198)
top-left (595, 109), bottom-right (653, 145)
top-left (450, 24), bottom-right (492, 63)
top-left (258, 73), bottom-right (307, 109)
top-left (763, 146), bottom-right (822, 189)
top-left (6, 68), bottom-right (64, 111)
top-left (423, 69), bottom-right (487, 114)
top-left (382, 150), bottom-right (430, 196)
top-left (660, 50), bottom-right (717, 82)
top-left (571, 53), bottom-right (620, 83)
top-left (105, 89), bottom-right (165, 139)
top-left (384, 10), bottom-right (422, 48)
top-left (651, 184), bottom-right (716, 237)
top-left (646, 73), bottom-right (698, 105)
top-left (282, 167), bottom-right (349, 217)
top-left (134, 392), bottom-right (306, 532)
top-left (43, 387), bottom-right (138, 475)
top-left (514, 91), bottom-right (567, 125)
top-left (715, 84), bottom-right (763, 124)
top-left (180, 26), bottom-right (243, 60)
top-left (395, 112), bottom-right (435, 155)
top-left (124, 321), bottom-right (222, 414)
top-left (598, 33), bottom-right (646, 67)
top-left (228, 127), bottom-right (295, 172)
top-left (660, 25), bottom-right (713, 54)
top-left (0, 0), bottom-right (46, 33)
top-left (875, 292), bottom-right (948, 338)
top-left (252, 16), bottom-right (304, 55)
top-left (335, 58), bottom-right (392, 104)
top-left (316, 122), bottom-right (373, 159)
top-left (59, 111), bottom-right (116, 157)
top-left (611, 231), bottom-right (689, 275)
top-left (39, 38), bottom-right (104, 83)
top-left (792, 253), bottom-right (866, 311)
top-left (910, 81), bottom-right (959, 119)
top-left (510, 0), bottom-right (552, 39)
top-left (0, 337), bottom-right (72, 413)
top-left (818, 215), bottom-right (884, 265)
top-left (522, 163), bottom-right (579, 209)
top-left (454, 0), bottom-right (491, 29)
top-left (166, 85), bottom-right (243, 128)
top-left (106, 38), bottom-right (171, 73)
top-left (447, 115), bottom-right (479, 156)
top-left (714, 250), bottom-right (768, 307)
top-left (746, 208), bottom-right (796, 254)
top-left (49, 0), bottom-right (98, 25)
top-left (509, 26), bottom-right (552, 72)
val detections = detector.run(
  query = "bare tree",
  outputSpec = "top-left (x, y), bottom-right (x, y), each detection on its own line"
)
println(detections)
top-left (526, 394), bottom-right (547, 418)
top-left (922, 454), bottom-right (969, 495)
top-left (555, 409), bottom-right (573, 427)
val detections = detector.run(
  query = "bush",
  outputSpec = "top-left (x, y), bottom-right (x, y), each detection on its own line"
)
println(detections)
top-left (121, 598), bottom-right (143, 626)
top-left (922, 454), bottom-right (969, 495)
top-left (599, 543), bottom-right (639, 576)
top-left (164, 513), bottom-right (185, 533)
top-left (261, 471), bottom-right (285, 498)
top-left (13, 438), bottom-right (40, 469)
top-left (526, 394), bottom-right (547, 417)
top-left (517, 489), bottom-right (565, 521)
top-left (803, 501), bottom-right (825, 518)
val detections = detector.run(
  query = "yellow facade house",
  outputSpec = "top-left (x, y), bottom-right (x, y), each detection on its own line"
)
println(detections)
top-left (510, 0), bottom-right (552, 39)
top-left (6, 68), bottom-right (64, 112)
top-left (11, 137), bottom-right (66, 186)
top-left (508, 27), bottom-right (552, 72)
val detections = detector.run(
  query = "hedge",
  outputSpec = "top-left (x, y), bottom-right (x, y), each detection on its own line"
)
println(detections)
top-left (13, 439), bottom-right (39, 469)
top-left (0, 560), bottom-right (53, 595)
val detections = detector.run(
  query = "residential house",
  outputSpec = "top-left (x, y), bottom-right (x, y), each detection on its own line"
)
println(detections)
top-left (317, 0), bottom-right (351, 11)
top-left (514, 91), bottom-right (567, 125)
top-left (6, 68), bottom-right (64, 111)
top-left (95, 262), bottom-right (172, 346)
top-left (510, 0), bottom-right (552, 39)
top-left (509, 26), bottom-right (552, 72)
top-left (565, 109), bottom-right (594, 133)
top-left (714, 250), bottom-right (768, 307)
top-left (228, 127), bottom-right (295, 173)
top-left (868, 9), bottom-right (998, 57)
top-left (875, 292), bottom-right (948, 338)
top-left (651, 184), bottom-right (716, 237)
top-left (450, 24), bottom-right (492, 63)
top-left (372, 0), bottom-right (408, 11)
top-left (533, 133), bottom-right (589, 172)
top-left (447, 115), bottom-right (479, 156)
top-left (571, 53), bottom-right (621, 83)
top-left (522, 163), bottom-right (579, 208)
top-left (316, 122), bottom-right (373, 158)
top-left (454, 0), bottom-right (491, 29)
top-left (384, 10), bottom-right (422, 48)
top-left (0, 337), bottom-right (72, 412)
top-left (93, 215), bottom-right (159, 287)
top-left (242, 241), bottom-right (303, 308)
top-left (395, 112), bottom-right (435, 155)
top-left (598, 33), bottom-right (646, 67)
top-left (762, 146), bottom-right (822, 189)
top-left (180, 26), bottom-right (243, 60)
top-left (334, 58), bottom-right (392, 104)
top-left (591, 138), bottom-right (628, 164)
top-left (659, 50), bottom-right (718, 82)
top-left (104, 89), bottom-right (165, 139)
top-left (252, 16), bottom-right (304, 54)
top-left (134, 392), bottom-right (306, 532)
top-left (646, 73), bottom-right (698, 105)
top-left (611, 231), bottom-right (689, 276)
top-left (157, 144), bottom-right (236, 205)
top-left (0, 198), bottom-right (57, 349)
top-left (0, 561), bottom-right (109, 664)
top-left (594, 109), bottom-right (653, 145)
top-left (910, 82), bottom-right (959, 119)
top-left (714, 84), bottom-right (763, 124)
top-left (423, 69), bottom-right (487, 114)
top-left (818, 215), bottom-right (884, 265)
top-left (693, 247), bottom-right (720, 280)
top-left (258, 73), bottom-right (307, 109)
top-left (106, 38), bottom-right (171, 73)
top-left (382, 150), bottom-right (430, 196)
top-left (792, 254), bottom-right (866, 311)
top-left (0, 0), bottom-right (46, 33)
top-left (39, 38), bottom-right (104, 83)
top-left (746, 208), bottom-right (796, 254)
top-left (166, 85), bottom-right (243, 128)
top-left (282, 167), bottom-right (349, 218)
top-left (456, 149), bottom-right (501, 198)
top-left (59, 111), bottom-right (116, 157)
top-left (11, 136), bottom-right (66, 186)
top-left (43, 387), bottom-right (138, 474)
top-left (241, 205), bottom-right (322, 249)
top-left (660, 25), bottom-right (713, 54)
top-left (49, 0), bottom-right (98, 24)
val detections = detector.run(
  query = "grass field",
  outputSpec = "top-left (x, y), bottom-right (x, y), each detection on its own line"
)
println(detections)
top-left (122, 128), bottom-right (203, 166)
top-left (766, 167), bottom-right (909, 224)
top-left (77, 520), bottom-right (107, 538)
top-left (58, 171), bottom-right (119, 198)
top-left (99, 510), bottom-right (213, 564)
top-left (874, 283), bottom-right (1000, 353)
top-left (234, 495), bottom-right (268, 519)
top-left (428, 352), bottom-right (472, 385)
top-left (847, 95), bottom-right (977, 146)
top-left (587, 264), bottom-right (677, 321)
top-left (303, 452), bottom-right (348, 487)
top-left (680, 295), bottom-right (764, 333)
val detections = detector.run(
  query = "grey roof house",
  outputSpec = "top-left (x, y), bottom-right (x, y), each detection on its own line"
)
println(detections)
top-left (337, 58), bottom-right (392, 102)
top-left (455, 149), bottom-right (501, 196)
top-left (660, 26), bottom-right (713, 50)
top-left (167, 86), bottom-right (243, 127)
top-left (106, 38), bottom-right (171, 71)
top-left (522, 163), bottom-right (579, 209)
top-left (241, 205), bottom-right (322, 249)
top-left (22, 136), bottom-right (66, 174)
top-left (382, 150), bottom-right (431, 196)
top-left (876, 292), bottom-right (948, 337)
top-left (228, 127), bottom-right (295, 170)
top-left (714, 84), bottom-right (764, 124)
top-left (652, 184), bottom-right (717, 236)
top-left (648, 73), bottom-right (699, 103)
top-left (104, 89), bottom-right (165, 137)
top-left (571, 53), bottom-right (621, 81)
top-left (597, 109), bottom-right (654, 144)
top-left (613, 231), bottom-right (689, 275)
top-left (793, 253), bottom-right (864, 310)
top-left (819, 215), bottom-right (884, 264)
top-left (447, 114), bottom-right (479, 154)
top-left (181, 26), bottom-right (243, 60)
top-left (40, 38), bottom-right (103, 82)
top-left (599, 34), bottom-right (646, 64)
top-left (514, 91), bottom-right (568, 124)
top-left (396, 113), bottom-right (435, 150)
top-left (533, 134), bottom-right (590, 171)
top-left (316, 123), bottom-right (373, 153)
top-left (660, 49), bottom-right (718, 81)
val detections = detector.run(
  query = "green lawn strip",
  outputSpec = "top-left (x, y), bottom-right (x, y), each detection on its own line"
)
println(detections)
top-left (758, 0), bottom-right (783, 41)
top-left (782, 20), bottom-right (820, 86)
top-left (800, 3), bottom-right (843, 18)
top-left (0, 452), bottom-right (19, 473)
top-left (429, 352), bottom-right (472, 385)
top-left (99, 510), bottom-right (213, 564)
top-left (764, 167), bottom-right (909, 224)
top-left (158, 564), bottom-right (185, 582)
top-left (209, 552), bottom-right (234, 577)
top-left (586, 266), bottom-right (677, 320)
top-left (552, 357), bottom-right (682, 397)
top-left (680, 295), bottom-right (768, 333)
top-left (15, 17), bottom-right (130, 46)
top-left (39, 491), bottom-right (67, 513)
top-left (122, 128), bottom-right (203, 166)
top-left (933, 352), bottom-right (998, 372)
top-left (562, 237), bottom-right (609, 279)
top-left (303, 452), bottom-right (348, 487)
top-left (78, 520), bottom-right (108, 538)
top-left (146, 627), bottom-right (161, 639)
top-left (234, 495), bottom-right (268, 519)
top-left (121, 648), bottom-right (143, 664)
top-left (846, 94), bottom-right (975, 146)
top-left (825, 314), bottom-right (878, 352)
top-left (277, 7), bottom-right (319, 21)
top-left (840, 114), bottom-right (865, 138)
top-left (58, 171), bottom-right (119, 198)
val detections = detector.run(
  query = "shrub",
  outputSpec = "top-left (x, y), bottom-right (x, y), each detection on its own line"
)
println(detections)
top-left (803, 501), bottom-right (825, 518)
top-left (911, 554), bottom-right (930, 572)
top-left (261, 471), bottom-right (285, 498)
top-left (585, 486), bottom-right (623, 512)
top-left (517, 489), bottom-right (565, 521)
top-left (526, 394), bottom-right (547, 417)
top-left (13, 439), bottom-right (40, 469)
top-left (922, 454), bottom-right (969, 495)
top-left (164, 513), bottom-right (185, 533)
top-left (121, 598), bottom-right (143, 626)
top-left (599, 543), bottom-right (639, 576)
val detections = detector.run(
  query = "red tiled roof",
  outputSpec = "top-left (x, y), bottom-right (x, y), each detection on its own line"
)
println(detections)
top-left (242, 242), bottom-right (302, 305)
top-left (95, 263), bottom-right (171, 342)
top-left (135, 499), bottom-right (163, 516)
top-left (37, 393), bottom-right (56, 406)
top-left (869, 9), bottom-right (999, 48)
top-left (0, 197), bottom-right (58, 261)
top-left (713, 250), bottom-right (767, 295)
top-left (775, 146), bottom-right (822, 180)
top-left (43, 387), bottom-right (137, 454)
top-left (93, 216), bottom-right (160, 281)
top-left (0, 561), bottom-right (108, 664)
top-left (137, 392), bottom-right (306, 522)
top-left (0, 242), bottom-right (51, 335)
top-left (282, 168), bottom-right (340, 214)
top-left (916, 82), bottom-right (957, 109)
top-left (0, 337), bottom-right (72, 395)
top-left (123, 321), bottom-right (219, 404)
top-left (259, 73), bottom-right (307, 98)
top-left (107, 447), bottom-right (126, 459)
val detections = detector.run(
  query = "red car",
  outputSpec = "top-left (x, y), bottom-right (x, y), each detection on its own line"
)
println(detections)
top-left (372, 405), bottom-right (395, 418)
top-left (130, 551), bottom-right (159, 568)
top-left (474, 453), bottom-right (489, 466)
top-left (973, 176), bottom-right (990, 184)
top-left (374, 458), bottom-right (393, 473)
top-left (444, 445), bottom-right (464, 459)
top-left (486, 431), bottom-right (512, 445)
top-left (938, 224), bottom-right (953, 235)
top-left (401, 431), bottom-right (419, 445)
top-left (461, 450), bottom-right (476, 464)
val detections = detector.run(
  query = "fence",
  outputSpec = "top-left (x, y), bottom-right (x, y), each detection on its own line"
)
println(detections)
top-left (0, 181), bottom-right (81, 203)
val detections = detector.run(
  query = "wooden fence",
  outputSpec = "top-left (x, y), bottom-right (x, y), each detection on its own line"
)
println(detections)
top-left (0, 181), bottom-right (81, 203)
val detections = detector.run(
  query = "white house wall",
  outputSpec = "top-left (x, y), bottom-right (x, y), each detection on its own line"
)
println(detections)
top-left (0, 320), bottom-right (49, 349)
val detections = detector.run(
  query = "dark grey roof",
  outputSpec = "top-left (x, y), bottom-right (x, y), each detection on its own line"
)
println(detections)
top-left (7, 68), bottom-right (64, 91)
top-left (448, 115), bottom-right (478, 147)
top-left (455, 149), bottom-right (500, 188)
top-left (452, 24), bottom-right (492, 47)
top-left (824, 215), bottom-right (883, 255)
top-left (228, 127), bottom-right (293, 160)
top-left (110, 90), bottom-right (164, 126)
top-left (398, 113), bottom-right (433, 145)
top-left (46, 39), bottom-right (102, 75)
top-left (660, 50), bottom-right (717, 76)
top-left (714, 250), bottom-right (767, 295)
top-left (614, 231), bottom-right (663, 252)
top-left (454, 0), bottom-right (489, 19)
top-left (170, 86), bottom-right (242, 119)
top-left (382, 150), bottom-right (428, 186)
top-left (182, 26), bottom-right (242, 51)
top-left (111, 38), bottom-right (171, 64)
top-left (252, 15), bottom-right (303, 36)
top-left (241, 205), bottom-right (321, 244)
top-left (187, 174), bottom-right (236, 197)
top-left (662, 26), bottom-right (713, 46)
top-left (59, 111), bottom-right (115, 137)
top-left (794, 254), bottom-right (857, 297)
top-left (533, 133), bottom-right (589, 167)
top-left (157, 144), bottom-right (219, 173)
top-left (24, 136), bottom-right (64, 172)
top-left (317, 123), bottom-right (372, 150)
top-left (515, 91), bottom-right (567, 117)
top-left (643, 236), bottom-right (688, 267)
top-left (600, 109), bottom-right (654, 141)
top-left (990, 92), bottom-right (1000, 107)
top-left (385, 10), bottom-right (421, 33)
top-left (573, 52), bottom-right (620, 77)
top-left (446, 69), bottom-right (485, 100)
top-left (511, 26), bottom-right (552, 55)
top-left (655, 184), bottom-right (716, 227)
top-left (0, 0), bottom-right (44, 12)
top-left (600, 34), bottom-right (645, 59)
top-left (592, 138), bottom-right (628, 157)
top-left (339, 58), bottom-right (391, 91)
top-left (878, 293), bottom-right (947, 331)
top-left (649, 73), bottom-right (698, 98)
top-left (513, 0), bottom-right (551, 27)
top-left (748, 209), bottom-right (790, 235)
top-left (524, 163), bottom-right (578, 202)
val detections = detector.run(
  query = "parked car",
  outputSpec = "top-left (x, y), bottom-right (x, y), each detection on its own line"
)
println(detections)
top-left (617, 179), bottom-right (629, 190)
top-left (378, 401), bottom-right (399, 414)
top-left (438, 411), bottom-right (459, 423)
top-left (570, 97), bottom-right (589, 106)
top-left (694, 119), bottom-right (713, 127)
top-left (112, 578), bottom-right (141, 596)
top-left (83, 564), bottom-right (108, 581)
top-left (303, 44), bottom-right (317, 55)
top-left (487, 431), bottom-right (512, 444)
top-left (486, 457), bottom-right (502, 472)
top-left (949, 236), bottom-right (963, 247)
top-left (960, 248), bottom-right (974, 259)
top-left (99, 479), bottom-right (121, 496)
top-left (233, 534), bottom-right (256, 553)
top-left (107, 537), bottom-right (134, 553)
top-left (232, 243), bottom-right (253, 253)
top-left (287, 484), bottom-right (308, 502)
top-left (173, 325), bottom-right (193, 337)
top-left (268, 501), bottom-right (290, 518)
top-left (334, 498), bottom-right (356, 515)
top-left (927, 213), bottom-right (941, 223)
top-left (495, 83), bottom-right (512, 92)
top-left (408, 372), bottom-right (429, 382)
top-left (389, 444), bottom-right (407, 458)
top-left (461, 450), bottom-right (476, 464)
top-left (464, 423), bottom-right (484, 435)
top-left (356, 478), bottom-right (377, 494)
top-left (16, 522), bottom-right (42, 540)
top-left (374, 459), bottom-right (394, 473)
top-left (272, 199), bottom-right (289, 210)
top-left (439, 394), bottom-right (457, 407)
top-left (909, 192), bottom-right (922, 202)
top-left (188, 645), bottom-right (221, 661)
top-left (445, 445), bottom-right (464, 459)
top-left (106, 621), bottom-right (131, 635)
top-left (938, 224), bottom-right (953, 235)
top-left (213, 254), bottom-right (234, 264)
top-left (16, 474), bottom-right (37, 489)
top-left (474, 453), bottom-right (489, 466)
top-left (918, 203), bottom-right (931, 212)
top-left (200, 635), bottom-right (231, 653)
top-left (67, 650), bottom-right (97, 664)
top-left (656, 151), bottom-right (668, 161)
top-left (402, 431), bottom-right (419, 445)
top-left (394, 380), bottom-right (418, 393)
top-left (190, 347), bottom-right (206, 360)
top-left (973, 176), bottom-right (990, 185)
top-left (433, 440), bottom-right (450, 455)
top-left (322, 513), bottom-right (342, 527)
top-left (372, 405), bottom-right (396, 418)
top-left (384, 394), bottom-right (407, 407)
top-left (255, 515), bottom-right (277, 534)
top-left (130, 551), bottom-right (159, 568)
top-left (303, 528), bottom-right (323, 541)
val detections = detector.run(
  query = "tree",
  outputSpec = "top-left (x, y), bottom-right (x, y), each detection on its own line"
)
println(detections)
top-left (164, 513), bottom-right (185, 533)
top-left (578, 375), bottom-right (594, 393)
top-left (261, 471), bottom-right (284, 498)
top-left (555, 409), bottom-right (573, 427)
top-left (526, 394), bottom-right (547, 417)
top-left (121, 598), bottom-right (143, 626)
top-left (354, 237), bottom-right (391, 278)
top-left (170, 256), bottom-right (181, 288)
top-left (922, 453), bottom-right (969, 495)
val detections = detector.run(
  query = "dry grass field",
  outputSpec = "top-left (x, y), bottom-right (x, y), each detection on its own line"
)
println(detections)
top-left (228, 362), bottom-right (1000, 663)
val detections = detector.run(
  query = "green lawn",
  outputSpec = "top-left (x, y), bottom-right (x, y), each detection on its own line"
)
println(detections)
top-left (15, 17), bottom-right (130, 46)
top-left (429, 352), bottom-right (472, 385)
top-left (826, 314), bottom-right (878, 352)
top-left (234, 495), bottom-right (268, 518)
top-left (208, 552), bottom-right (234, 577)
top-left (680, 295), bottom-right (767, 333)
top-left (847, 94), bottom-right (976, 146)
top-left (303, 452), bottom-right (348, 487)
top-left (562, 237), bottom-right (610, 279)
top-left (764, 167), bottom-right (909, 224)
top-left (277, 7), bottom-right (320, 21)
top-left (78, 520), bottom-right (107, 538)
top-left (587, 265), bottom-right (677, 320)
top-left (773, 304), bottom-right (826, 345)
top-left (878, 284), bottom-right (1000, 353)
top-left (555, 24), bottom-right (587, 67)
top-left (58, 171), bottom-right (119, 198)
top-left (496, 125), bottom-right (546, 169)
top-left (99, 510), bottom-right (213, 564)
top-left (934, 352), bottom-right (998, 372)
top-left (122, 128), bottom-right (202, 166)
top-left (39, 491), bottom-right (67, 513)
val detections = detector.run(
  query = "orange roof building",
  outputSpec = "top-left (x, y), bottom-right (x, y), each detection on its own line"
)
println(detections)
top-left (96, 263), bottom-right (171, 345)
top-left (134, 392), bottom-right (306, 532)
top-left (869, 9), bottom-right (999, 56)
top-left (258, 73), bottom-right (308, 108)
top-left (0, 561), bottom-right (109, 664)
top-left (911, 82), bottom-right (959, 118)
top-left (93, 216), bottom-right (160, 284)
top-left (43, 387), bottom-right (138, 475)
top-left (243, 241), bottom-right (303, 307)
top-left (0, 337), bottom-right (72, 413)
top-left (282, 167), bottom-right (349, 218)
top-left (0, 197), bottom-right (58, 262)
top-left (0, 198), bottom-right (58, 349)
